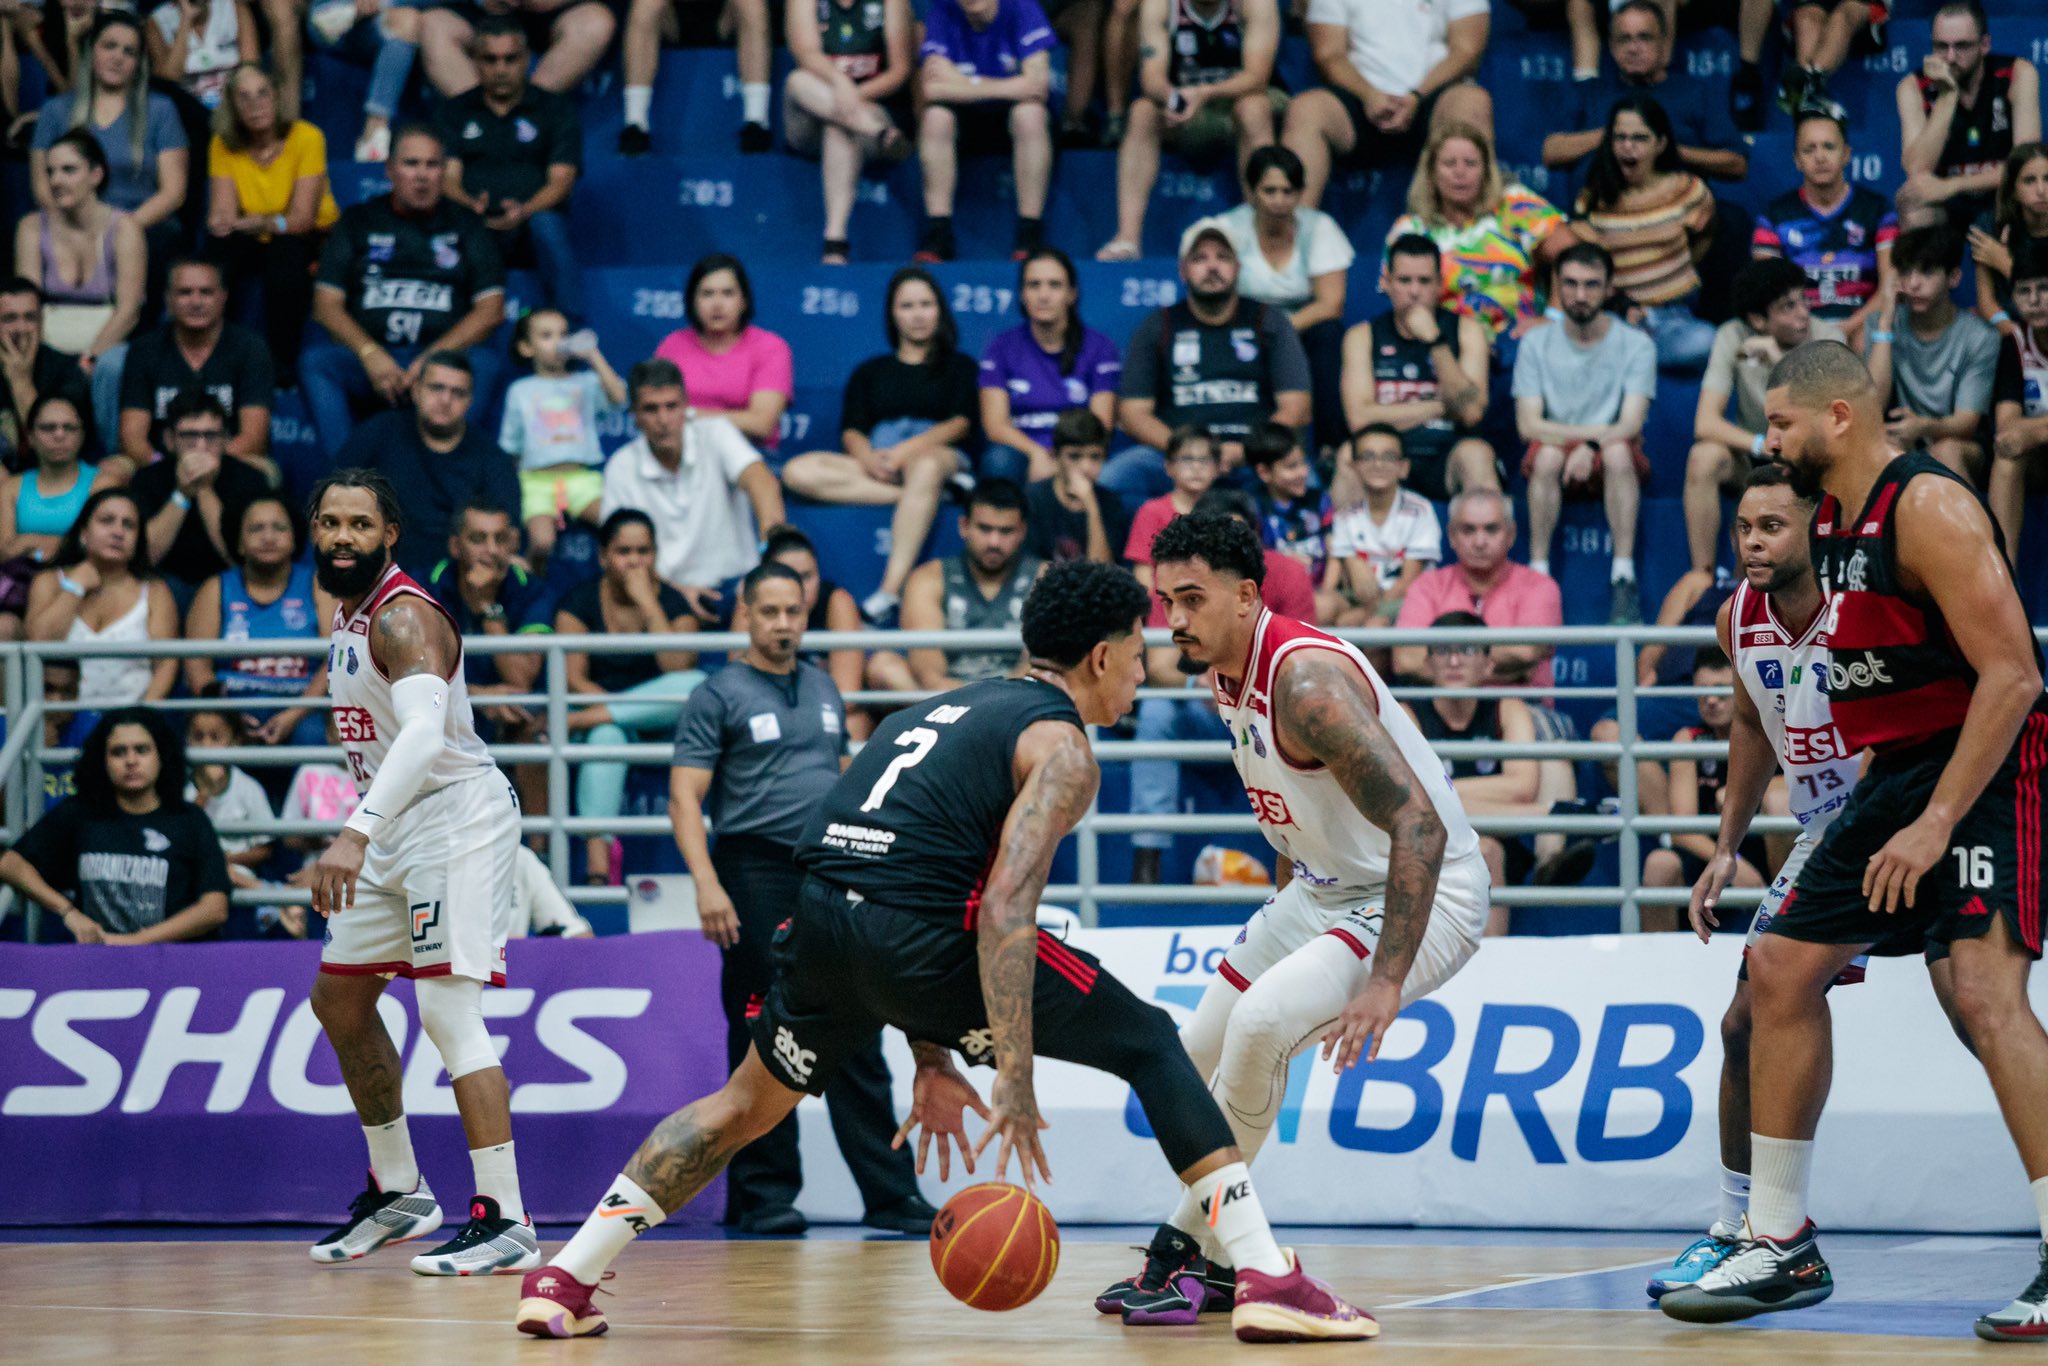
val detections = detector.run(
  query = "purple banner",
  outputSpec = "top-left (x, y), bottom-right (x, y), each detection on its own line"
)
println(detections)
top-left (0, 931), bottom-right (730, 1225)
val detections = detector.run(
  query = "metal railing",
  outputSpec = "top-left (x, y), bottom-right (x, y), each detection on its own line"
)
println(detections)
top-left (4, 622), bottom-right (1970, 938)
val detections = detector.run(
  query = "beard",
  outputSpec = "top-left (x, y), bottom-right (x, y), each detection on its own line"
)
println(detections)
top-left (1188, 280), bottom-right (1234, 311)
top-left (315, 540), bottom-right (389, 598)
top-left (1780, 450), bottom-right (1826, 502)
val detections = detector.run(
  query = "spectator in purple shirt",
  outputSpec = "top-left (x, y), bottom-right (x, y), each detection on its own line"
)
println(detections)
top-left (977, 248), bottom-right (1121, 484)
top-left (913, 0), bottom-right (1057, 263)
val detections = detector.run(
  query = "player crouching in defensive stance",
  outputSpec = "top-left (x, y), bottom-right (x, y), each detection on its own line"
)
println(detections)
top-left (516, 561), bottom-right (1377, 1342)
top-left (301, 470), bottom-right (536, 1275)
top-left (1098, 514), bottom-right (1492, 1326)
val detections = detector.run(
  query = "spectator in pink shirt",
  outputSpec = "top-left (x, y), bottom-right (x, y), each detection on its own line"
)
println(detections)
top-left (653, 253), bottom-right (793, 458)
top-left (1393, 487), bottom-right (1561, 690)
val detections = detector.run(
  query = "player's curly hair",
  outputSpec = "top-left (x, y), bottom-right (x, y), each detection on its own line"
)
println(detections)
top-left (1147, 513), bottom-right (1266, 587)
top-left (307, 467), bottom-right (404, 533)
top-left (1021, 561), bottom-right (1152, 669)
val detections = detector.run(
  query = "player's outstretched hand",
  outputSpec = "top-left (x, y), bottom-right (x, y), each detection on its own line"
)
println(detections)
top-left (972, 1071), bottom-right (1052, 1191)
top-left (307, 830), bottom-right (368, 920)
top-left (1689, 850), bottom-right (1740, 942)
top-left (1321, 975), bottom-right (1402, 1072)
top-left (1864, 814), bottom-right (1947, 914)
top-left (893, 1053), bottom-right (992, 1182)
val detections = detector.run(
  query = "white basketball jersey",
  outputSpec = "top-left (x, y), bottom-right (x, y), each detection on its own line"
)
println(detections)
top-left (329, 564), bottom-right (494, 806)
top-left (1212, 608), bottom-right (1480, 909)
top-left (1728, 580), bottom-right (1861, 832)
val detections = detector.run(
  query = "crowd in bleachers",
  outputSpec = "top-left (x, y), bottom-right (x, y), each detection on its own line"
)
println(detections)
top-left (4, 0), bottom-right (2048, 944)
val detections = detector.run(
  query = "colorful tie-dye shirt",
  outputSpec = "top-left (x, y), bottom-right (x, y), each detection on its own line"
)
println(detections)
top-left (1389, 185), bottom-right (1567, 340)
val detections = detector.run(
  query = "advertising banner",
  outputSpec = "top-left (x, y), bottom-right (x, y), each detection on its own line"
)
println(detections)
top-left (0, 932), bottom-right (728, 1225)
top-left (792, 928), bottom-right (2048, 1234)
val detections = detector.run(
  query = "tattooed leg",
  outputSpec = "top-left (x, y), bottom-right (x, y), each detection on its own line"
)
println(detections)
top-left (628, 1050), bottom-right (805, 1214)
top-left (546, 1051), bottom-right (805, 1286)
top-left (311, 971), bottom-right (402, 1125)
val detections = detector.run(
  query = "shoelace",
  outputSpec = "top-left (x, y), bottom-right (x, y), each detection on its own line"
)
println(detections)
top-left (2013, 1251), bottom-right (2048, 1307)
top-left (439, 1216), bottom-right (505, 1251)
top-left (341, 1185), bottom-right (386, 1224)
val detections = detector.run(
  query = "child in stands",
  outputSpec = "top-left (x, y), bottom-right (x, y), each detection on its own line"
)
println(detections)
top-left (500, 308), bottom-right (626, 569)
top-left (1245, 420), bottom-right (1342, 623)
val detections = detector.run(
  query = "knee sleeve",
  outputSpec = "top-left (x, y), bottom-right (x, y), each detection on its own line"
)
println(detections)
top-left (414, 974), bottom-right (499, 1080)
top-left (1117, 1003), bottom-right (1235, 1171)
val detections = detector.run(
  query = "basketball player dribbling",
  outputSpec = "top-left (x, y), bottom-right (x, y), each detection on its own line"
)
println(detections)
top-left (1660, 341), bottom-right (2048, 1340)
top-left (516, 561), bottom-right (1377, 1343)
top-left (300, 470), bottom-right (537, 1276)
top-left (1095, 514), bottom-right (1492, 1326)
top-left (1648, 464), bottom-right (1932, 1296)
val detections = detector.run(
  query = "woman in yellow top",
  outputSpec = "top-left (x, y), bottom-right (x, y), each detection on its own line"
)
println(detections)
top-left (206, 62), bottom-right (337, 386)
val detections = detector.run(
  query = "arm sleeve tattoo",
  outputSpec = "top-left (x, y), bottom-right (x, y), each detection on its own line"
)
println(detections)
top-left (1274, 652), bottom-right (1447, 988)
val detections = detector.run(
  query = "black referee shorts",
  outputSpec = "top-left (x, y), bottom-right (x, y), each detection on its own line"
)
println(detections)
top-left (1765, 712), bottom-right (2048, 961)
top-left (749, 878), bottom-right (1171, 1096)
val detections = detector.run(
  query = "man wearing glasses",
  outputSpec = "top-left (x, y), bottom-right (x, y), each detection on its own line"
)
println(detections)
top-left (125, 390), bottom-right (270, 608)
top-left (1895, 0), bottom-right (2040, 231)
top-left (1541, 0), bottom-right (1748, 192)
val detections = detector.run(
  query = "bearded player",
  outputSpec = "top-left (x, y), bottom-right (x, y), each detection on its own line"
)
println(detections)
top-left (1096, 513), bottom-right (1490, 1326)
top-left (1660, 341), bottom-right (2048, 1340)
top-left (517, 560), bottom-right (1376, 1343)
top-left (301, 469), bottom-right (537, 1276)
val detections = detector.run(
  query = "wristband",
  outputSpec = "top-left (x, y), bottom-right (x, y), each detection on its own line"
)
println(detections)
top-left (170, 490), bottom-right (192, 511)
top-left (1750, 433), bottom-right (1766, 457)
top-left (1544, 306), bottom-right (1564, 321)
top-left (1991, 310), bottom-right (2011, 326)
top-left (57, 572), bottom-right (85, 597)
top-left (356, 342), bottom-right (379, 360)
top-left (1869, 328), bottom-right (1895, 345)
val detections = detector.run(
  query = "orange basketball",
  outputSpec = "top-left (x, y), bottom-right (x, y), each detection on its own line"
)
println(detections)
top-left (929, 1183), bottom-right (1060, 1311)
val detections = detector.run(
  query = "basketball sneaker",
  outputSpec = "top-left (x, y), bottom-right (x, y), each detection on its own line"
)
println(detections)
top-left (410, 1196), bottom-right (543, 1276)
top-left (1095, 1224), bottom-right (1202, 1314)
top-left (309, 1173), bottom-right (443, 1264)
top-left (1975, 1242), bottom-right (2048, 1341)
top-left (1122, 1256), bottom-right (1235, 1326)
top-left (515, 1266), bottom-right (611, 1339)
top-left (1646, 1231), bottom-right (1740, 1299)
top-left (1658, 1217), bottom-right (1833, 1323)
top-left (1231, 1251), bottom-right (1380, 1343)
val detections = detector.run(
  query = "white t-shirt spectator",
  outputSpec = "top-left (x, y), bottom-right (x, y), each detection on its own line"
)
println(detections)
top-left (599, 414), bottom-right (765, 589)
top-left (1330, 489), bottom-right (1442, 590)
top-left (1511, 316), bottom-right (1657, 426)
top-left (151, 0), bottom-right (246, 107)
top-left (1216, 204), bottom-right (1357, 311)
top-left (185, 766), bottom-right (273, 858)
top-left (1304, 0), bottom-right (1488, 98)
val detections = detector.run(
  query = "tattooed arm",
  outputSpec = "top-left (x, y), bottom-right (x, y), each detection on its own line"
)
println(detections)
top-left (969, 719), bottom-right (1101, 1187)
top-left (1273, 650), bottom-right (1447, 1069)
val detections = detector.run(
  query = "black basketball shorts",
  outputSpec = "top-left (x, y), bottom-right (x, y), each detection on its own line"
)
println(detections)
top-left (748, 876), bottom-right (1177, 1096)
top-left (1765, 711), bottom-right (2048, 961)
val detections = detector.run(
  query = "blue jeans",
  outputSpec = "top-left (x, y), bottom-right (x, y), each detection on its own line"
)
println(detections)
top-left (519, 212), bottom-right (583, 321)
top-left (1100, 446), bottom-right (1172, 502)
top-left (317, 0), bottom-right (425, 118)
top-left (89, 342), bottom-right (127, 455)
top-left (575, 671), bottom-right (705, 821)
top-left (1640, 304), bottom-right (1717, 374)
top-left (300, 339), bottom-right (507, 460)
top-left (1129, 696), bottom-right (1227, 851)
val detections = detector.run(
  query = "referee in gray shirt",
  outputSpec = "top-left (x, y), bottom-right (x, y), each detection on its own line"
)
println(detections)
top-left (670, 561), bottom-right (932, 1236)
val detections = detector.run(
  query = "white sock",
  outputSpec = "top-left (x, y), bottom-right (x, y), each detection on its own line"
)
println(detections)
top-left (1747, 1135), bottom-right (1814, 1240)
top-left (2033, 1174), bottom-right (2048, 1243)
top-left (1166, 1184), bottom-right (1226, 1263)
top-left (1531, 558), bottom-right (1550, 577)
top-left (472, 1140), bottom-right (525, 1224)
top-left (623, 86), bottom-right (651, 129)
top-left (1611, 556), bottom-right (1635, 583)
top-left (363, 1117), bottom-right (419, 1193)
top-left (554, 1173), bottom-right (667, 1283)
top-left (1187, 1162), bottom-right (1288, 1275)
top-left (742, 82), bottom-right (770, 125)
top-left (1714, 1164), bottom-right (1751, 1239)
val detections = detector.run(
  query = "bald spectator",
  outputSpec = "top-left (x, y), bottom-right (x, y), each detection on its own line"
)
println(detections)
top-left (1393, 487), bottom-right (1562, 691)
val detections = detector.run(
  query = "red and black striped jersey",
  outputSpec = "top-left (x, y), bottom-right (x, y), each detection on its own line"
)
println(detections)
top-left (1810, 451), bottom-right (2034, 753)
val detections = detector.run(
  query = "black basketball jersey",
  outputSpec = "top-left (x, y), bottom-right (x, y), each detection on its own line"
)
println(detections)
top-left (1366, 309), bottom-right (1462, 459)
top-left (816, 0), bottom-right (887, 80)
top-left (1915, 54), bottom-right (2019, 180)
top-left (1414, 697), bottom-right (1501, 780)
top-left (797, 677), bottom-right (1084, 924)
top-left (1167, 0), bottom-right (1246, 88)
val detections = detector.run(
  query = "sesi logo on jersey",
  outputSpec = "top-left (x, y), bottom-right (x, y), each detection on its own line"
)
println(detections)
top-left (1782, 724), bottom-right (1850, 764)
top-left (1246, 788), bottom-right (1296, 827)
top-left (333, 706), bottom-right (377, 742)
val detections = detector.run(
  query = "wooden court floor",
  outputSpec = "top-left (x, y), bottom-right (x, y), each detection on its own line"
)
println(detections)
top-left (2, 1231), bottom-right (2024, 1364)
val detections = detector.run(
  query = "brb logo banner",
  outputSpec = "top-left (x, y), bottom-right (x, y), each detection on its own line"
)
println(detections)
top-left (0, 932), bottom-right (730, 1225)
